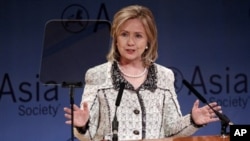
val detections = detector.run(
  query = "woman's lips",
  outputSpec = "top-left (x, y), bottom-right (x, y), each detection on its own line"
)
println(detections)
top-left (125, 49), bottom-right (135, 54)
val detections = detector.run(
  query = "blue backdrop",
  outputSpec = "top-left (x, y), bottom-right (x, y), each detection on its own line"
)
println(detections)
top-left (1, 0), bottom-right (250, 140)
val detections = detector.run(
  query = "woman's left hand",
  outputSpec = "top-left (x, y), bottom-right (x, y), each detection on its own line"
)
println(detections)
top-left (191, 99), bottom-right (222, 125)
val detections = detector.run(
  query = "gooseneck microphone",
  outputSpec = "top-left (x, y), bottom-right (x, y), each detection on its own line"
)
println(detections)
top-left (112, 82), bottom-right (125, 141)
top-left (182, 79), bottom-right (233, 126)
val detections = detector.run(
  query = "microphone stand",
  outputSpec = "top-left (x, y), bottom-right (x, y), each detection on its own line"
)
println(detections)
top-left (112, 107), bottom-right (119, 141)
top-left (204, 99), bottom-right (232, 137)
top-left (220, 115), bottom-right (231, 137)
top-left (112, 82), bottom-right (125, 141)
top-left (62, 82), bottom-right (83, 141)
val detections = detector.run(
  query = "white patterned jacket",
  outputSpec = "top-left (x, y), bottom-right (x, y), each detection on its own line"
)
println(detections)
top-left (74, 61), bottom-right (199, 141)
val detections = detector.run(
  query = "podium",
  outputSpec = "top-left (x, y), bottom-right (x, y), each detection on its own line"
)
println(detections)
top-left (129, 135), bottom-right (230, 141)
top-left (138, 135), bottom-right (230, 141)
top-left (172, 135), bottom-right (230, 141)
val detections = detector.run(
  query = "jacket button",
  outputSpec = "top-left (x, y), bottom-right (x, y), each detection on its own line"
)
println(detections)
top-left (133, 130), bottom-right (140, 135)
top-left (133, 109), bottom-right (140, 114)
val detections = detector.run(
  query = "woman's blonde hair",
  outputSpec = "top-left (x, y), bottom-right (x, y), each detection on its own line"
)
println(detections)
top-left (106, 5), bottom-right (158, 67)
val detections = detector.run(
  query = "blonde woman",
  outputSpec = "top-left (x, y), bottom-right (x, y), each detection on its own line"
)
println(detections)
top-left (64, 5), bottom-right (221, 141)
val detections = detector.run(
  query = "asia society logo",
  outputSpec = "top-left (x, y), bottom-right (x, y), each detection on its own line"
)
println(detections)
top-left (171, 66), bottom-right (249, 110)
top-left (169, 67), bottom-right (184, 93)
top-left (0, 73), bottom-right (60, 117)
top-left (61, 4), bottom-right (90, 33)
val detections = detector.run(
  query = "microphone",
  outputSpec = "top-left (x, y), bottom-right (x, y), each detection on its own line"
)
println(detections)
top-left (115, 82), bottom-right (125, 107)
top-left (112, 82), bottom-right (125, 141)
top-left (182, 79), bottom-right (233, 126)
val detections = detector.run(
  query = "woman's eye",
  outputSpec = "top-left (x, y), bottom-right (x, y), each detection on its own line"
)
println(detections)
top-left (121, 32), bottom-right (128, 37)
top-left (135, 34), bottom-right (142, 38)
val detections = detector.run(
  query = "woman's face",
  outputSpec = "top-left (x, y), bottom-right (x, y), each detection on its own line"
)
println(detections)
top-left (116, 18), bottom-right (148, 63)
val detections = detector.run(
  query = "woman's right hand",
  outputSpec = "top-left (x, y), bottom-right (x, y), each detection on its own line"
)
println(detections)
top-left (64, 102), bottom-right (89, 127)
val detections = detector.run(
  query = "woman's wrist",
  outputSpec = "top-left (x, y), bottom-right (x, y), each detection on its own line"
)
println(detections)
top-left (190, 114), bottom-right (207, 128)
top-left (75, 119), bottom-right (90, 134)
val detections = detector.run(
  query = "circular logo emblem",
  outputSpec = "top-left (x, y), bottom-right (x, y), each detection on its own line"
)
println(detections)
top-left (61, 4), bottom-right (89, 33)
top-left (169, 67), bottom-right (184, 93)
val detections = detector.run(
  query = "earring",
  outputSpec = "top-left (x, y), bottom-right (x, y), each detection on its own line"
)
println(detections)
top-left (145, 46), bottom-right (148, 49)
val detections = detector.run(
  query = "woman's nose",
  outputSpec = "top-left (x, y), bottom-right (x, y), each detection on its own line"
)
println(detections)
top-left (127, 36), bottom-right (135, 46)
